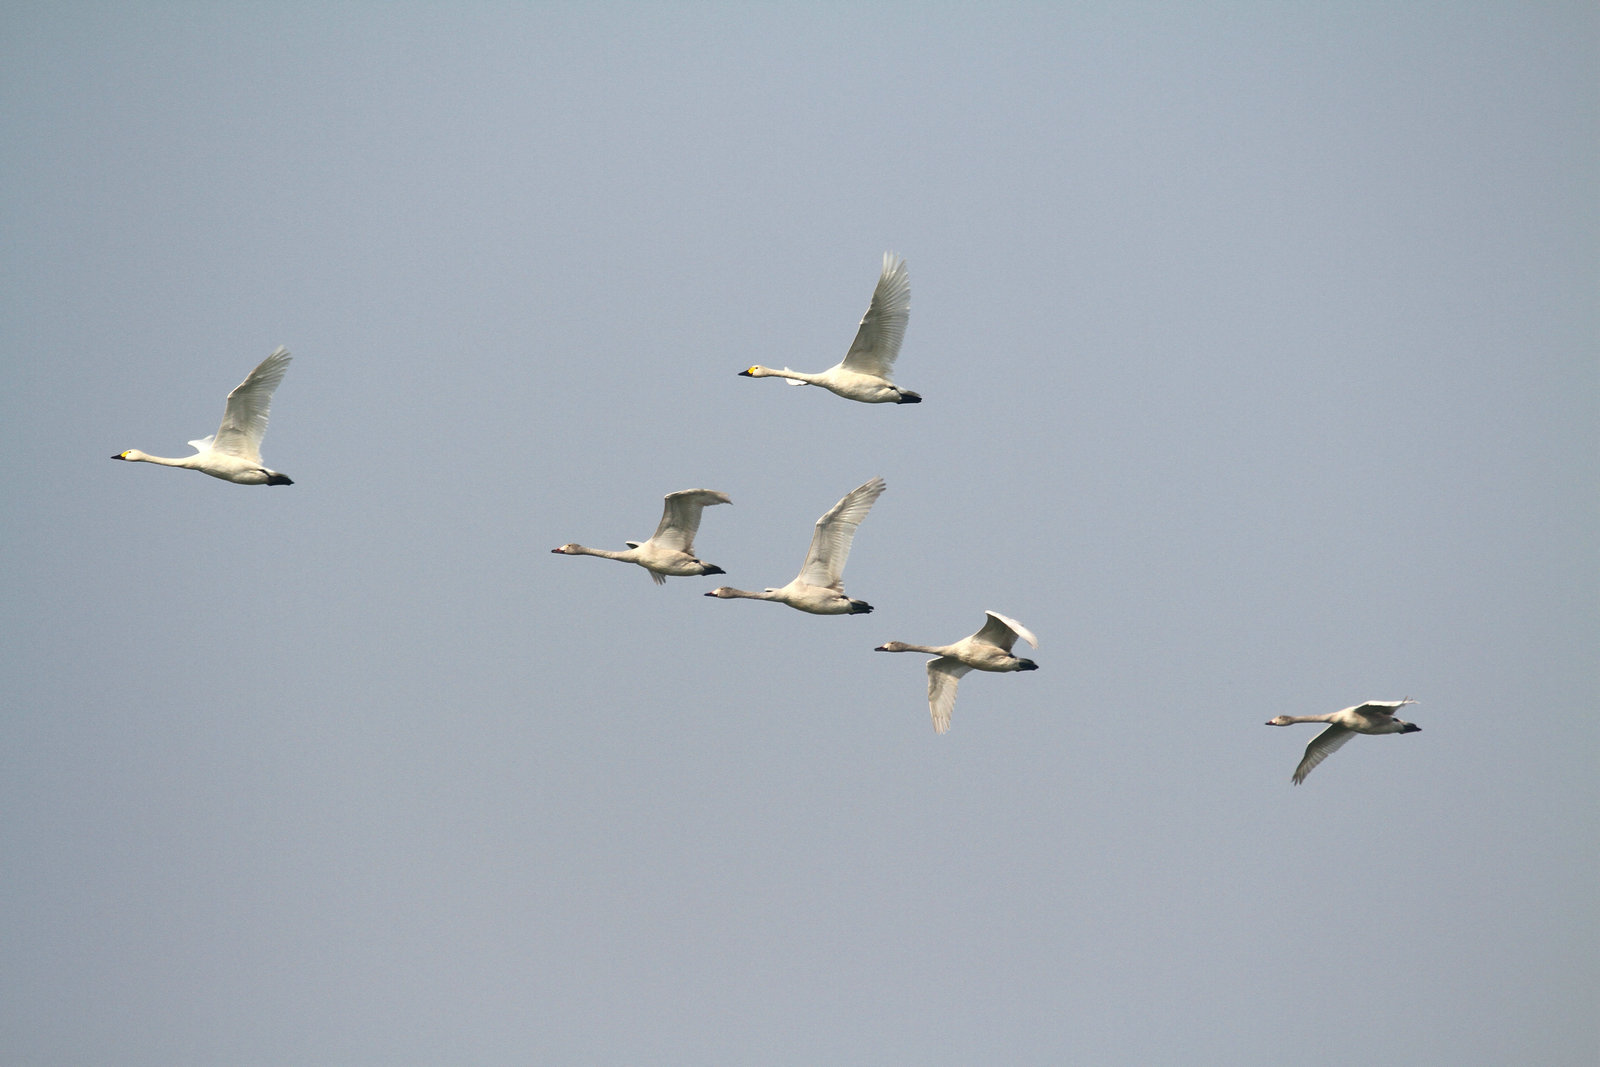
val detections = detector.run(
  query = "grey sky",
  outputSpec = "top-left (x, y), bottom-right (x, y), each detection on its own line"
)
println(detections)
top-left (3, 4), bottom-right (1595, 1064)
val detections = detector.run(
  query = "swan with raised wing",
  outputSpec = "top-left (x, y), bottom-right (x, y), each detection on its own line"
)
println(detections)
top-left (112, 347), bottom-right (294, 485)
top-left (704, 477), bottom-right (885, 614)
top-left (553, 489), bottom-right (731, 585)
top-left (739, 253), bottom-right (920, 404)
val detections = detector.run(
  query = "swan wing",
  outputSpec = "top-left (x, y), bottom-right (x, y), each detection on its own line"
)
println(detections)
top-left (796, 476), bottom-right (886, 588)
top-left (211, 347), bottom-right (291, 462)
top-left (974, 611), bottom-right (1038, 652)
top-left (650, 489), bottom-right (731, 552)
top-left (1347, 699), bottom-right (1416, 719)
top-left (1292, 724), bottom-right (1355, 785)
top-left (840, 253), bottom-right (909, 378)
top-left (927, 657), bottom-right (972, 734)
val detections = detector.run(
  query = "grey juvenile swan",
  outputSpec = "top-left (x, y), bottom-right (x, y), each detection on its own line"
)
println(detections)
top-left (553, 489), bottom-right (731, 585)
top-left (1266, 699), bottom-right (1421, 785)
top-left (876, 611), bottom-right (1039, 733)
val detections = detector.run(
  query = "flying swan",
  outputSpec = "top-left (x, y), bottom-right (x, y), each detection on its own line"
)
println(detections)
top-left (876, 611), bottom-right (1039, 734)
top-left (739, 253), bottom-right (920, 404)
top-left (704, 476), bottom-right (885, 614)
top-left (112, 347), bottom-right (294, 485)
top-left (552, 489), bottom-right (731, 585)
top-left (1265, 699), bottom-right (1421, 785)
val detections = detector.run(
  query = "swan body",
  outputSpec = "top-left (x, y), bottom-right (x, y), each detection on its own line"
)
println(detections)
top-left (704, 476), bottom-right (885, 614)
top-left (739, 253), bottom-right (920, 404)
top-left (553, 489), bottom-right (731, 585)
top-left (876, 611), bottom-right (1039, 733)
top-left (112, 347), bottom-right (294, 485)
top-left (1266, 699), bottom-right (1421, 784)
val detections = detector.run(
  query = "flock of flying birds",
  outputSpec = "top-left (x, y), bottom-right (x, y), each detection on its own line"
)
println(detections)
top-left (110, 253), bottom-right (1422, 780)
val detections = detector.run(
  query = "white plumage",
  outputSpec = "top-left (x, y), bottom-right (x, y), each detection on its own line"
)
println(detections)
top-left (739, 254), bottom-right (920, 404)
top-left (112, 347), bottom-right (295, 485)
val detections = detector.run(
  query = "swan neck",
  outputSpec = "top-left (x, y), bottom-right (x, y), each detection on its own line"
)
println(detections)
top-left (128, 451), bottom-right (197, 469)
top-left (572, 545), bottom-right (630, 560)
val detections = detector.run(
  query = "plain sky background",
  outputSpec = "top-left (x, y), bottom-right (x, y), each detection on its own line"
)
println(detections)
top-left (2, 3), bottom-right (1595, 1064)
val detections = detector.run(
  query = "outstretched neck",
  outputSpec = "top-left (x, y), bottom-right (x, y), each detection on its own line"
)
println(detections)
top-left (562, 544), bottom-right (633, 561)
top-left (875, 642), bottom-right (948, 655)
top-left (117, 450), bottom-right (198, 469)
top-left (750, 365), bottom-right (819, 384)
top-left (704, 587), bottom-right (778, 601)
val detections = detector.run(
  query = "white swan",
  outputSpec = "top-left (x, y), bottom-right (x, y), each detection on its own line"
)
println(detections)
top-left (739, 253), bottom-right (920, 404)
top-left (876, 611), bottom-right (1039, 733)
top-left (704, 477), bottom-right (885, 614)
top-left (1266, 699), bottom-right (1421, 785)
top-left (112, 347), bottom-right (294, 485)
top-left (552, 489), bottom-right (731, 585)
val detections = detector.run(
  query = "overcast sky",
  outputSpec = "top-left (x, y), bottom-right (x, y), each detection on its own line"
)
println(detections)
top-left (3, 4), bottom-right (1595, 1064)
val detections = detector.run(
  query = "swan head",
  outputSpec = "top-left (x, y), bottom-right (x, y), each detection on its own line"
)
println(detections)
top-left (551, 544), bottom-right (580, 554)
top-left (112, 449), bottom-right (141, 461)
top-left (738, 366), bottom-right (759, 377)
top-left (704, 587), bottom-right (735, 598)
top-left (1264, 716), bottom-right (1294, 726)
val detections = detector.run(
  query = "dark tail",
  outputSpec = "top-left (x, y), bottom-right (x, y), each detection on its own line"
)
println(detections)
top-left (267, 472), bottom-right (294, 486)
top-left (701, 563), bottom-right (726, 576)
top-left (849, 599), bottom-right (874, 614)
top-left (896, 391), bottom-right (922, 404)
top-left (1400, 723), bottom-right (1420, 733)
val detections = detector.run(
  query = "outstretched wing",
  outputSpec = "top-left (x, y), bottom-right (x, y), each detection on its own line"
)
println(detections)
top-left (796, 476), bottom-right (886, 588)
top-left (211, 347), bottom-right (291, 462)
top-left (840, 253), bottom-right (910, 378)
top-left (650, 489), bottom-right (731, 552)
top-left (927, 657), bottom-right (973, 734)
top-left (973, 611), bottom-right (1038, 652)
top-left (1293, 724), bottom-right (1355, 785)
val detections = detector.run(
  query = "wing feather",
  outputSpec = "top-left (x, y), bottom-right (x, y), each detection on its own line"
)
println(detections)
top-left (211, 347), bottom-right (291, 462)
top-left (1292, 724), bottom-right (1355, 785)
top-left (796, 477), bottom-right (886, 588)
top-left (926, 658), bottom-right (972, 734)
top-left (650, 489), bottom-right (731, 552)
top-left (974, 611), bottom-right (1037, 652)
top-left (840, 253), bottom-right (910, 378)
